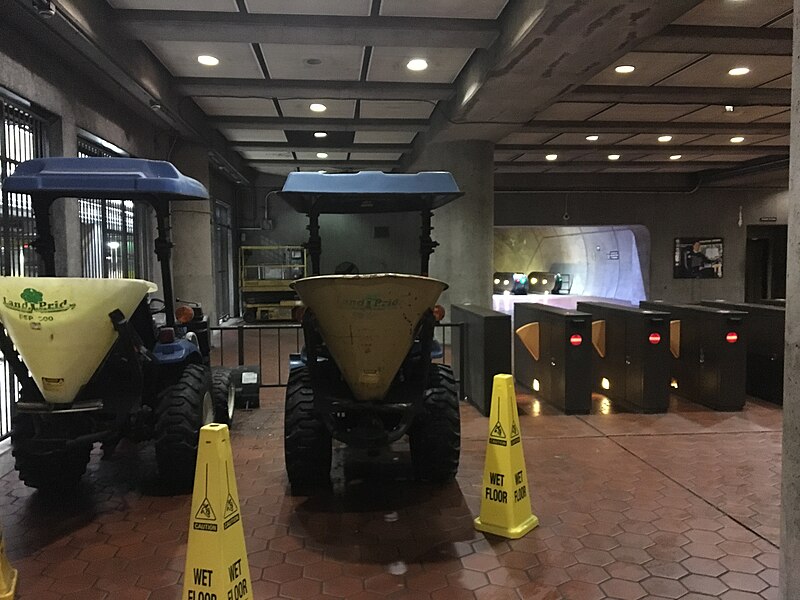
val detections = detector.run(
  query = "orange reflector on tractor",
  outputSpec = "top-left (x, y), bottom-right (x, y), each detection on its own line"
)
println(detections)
top-left (649, 332), bottom-right (661, 345)
top-left (569, 334), bottom-right (582, 346)
top-left (175, 305), bottom-right (195, 324)
top-left (726, 331), bottom-right (739, 344)
top-left (433, 304), bottom-right (446, 322)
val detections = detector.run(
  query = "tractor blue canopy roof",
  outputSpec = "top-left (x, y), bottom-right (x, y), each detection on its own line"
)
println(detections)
top-left (278, 171), bottom-right (462, 214)
top-left (4, 157), bottom-right (209, 201)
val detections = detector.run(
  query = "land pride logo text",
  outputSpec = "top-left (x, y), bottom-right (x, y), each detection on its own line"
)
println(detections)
top-left (3, 288), bottom-right (77, 314)
top-left (341, 295), bottom-right (400, 310)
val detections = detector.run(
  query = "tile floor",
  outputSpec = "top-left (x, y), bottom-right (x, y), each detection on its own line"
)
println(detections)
top-left (0, 386), bottom-right (782, 600)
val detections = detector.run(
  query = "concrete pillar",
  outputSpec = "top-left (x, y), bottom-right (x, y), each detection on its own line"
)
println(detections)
top-left (782, 5), bottom-right (800, 598)
top-left (47, 116), bottom-right (82, 277)
top-left (410, 140), bottom-right (494, 312)
top-left (169, 142), bottom-right (217, 324)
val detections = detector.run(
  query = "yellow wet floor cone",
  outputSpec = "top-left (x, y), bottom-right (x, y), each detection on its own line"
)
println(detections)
top-left (0, 524), bottom-right (17, 600)
top-left (474, 374), bottom-right (539, 539)
top-left (182, 424), bottom-right (252, 600)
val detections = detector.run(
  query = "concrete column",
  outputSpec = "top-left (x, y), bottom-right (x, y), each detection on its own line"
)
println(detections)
top-left (169, 143), bottom-right (217, 324)
top-left (781, 5), bottom-right (800, 598)
top-left (410, 140), bottom-right (494, 312)
top-left (47, 116), bottom-right (82, 277)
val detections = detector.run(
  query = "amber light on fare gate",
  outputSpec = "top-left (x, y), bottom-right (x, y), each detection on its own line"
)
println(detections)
top-left (726, 331), bottom-right (739, 343)
top-left (649, 332), bottom-right (661, 344)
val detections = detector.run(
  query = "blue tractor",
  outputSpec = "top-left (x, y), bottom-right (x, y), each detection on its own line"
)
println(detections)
top-left (1, 158), bottom-right (234, 491)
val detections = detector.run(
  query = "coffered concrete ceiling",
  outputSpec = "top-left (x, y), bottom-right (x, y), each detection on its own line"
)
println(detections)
top-left (10, 0), bottom-right (791, 184)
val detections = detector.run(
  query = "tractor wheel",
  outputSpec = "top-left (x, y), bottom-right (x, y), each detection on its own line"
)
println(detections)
top-left (284, 366), bottom-right (331, 494)
top-left (409, 364), bottom-right (461, 483)
top-left (155, 364), bottom-right (214, 487)
top-left (211, 367), bottom-right (235, 427)
top-left (11, 413), bottom-right (92, 491)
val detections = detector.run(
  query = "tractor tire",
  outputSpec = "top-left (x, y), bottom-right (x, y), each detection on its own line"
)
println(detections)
top-left (11, 413), bottom-right (92, 492)
top-left (211, 367), bottom-right (235, 427)
top-left (155, 364), bottom-right (214, 487)
top-left (284, 367), bottom-right (331, 494)
top-left (409, 364), bottom-right (461, 483)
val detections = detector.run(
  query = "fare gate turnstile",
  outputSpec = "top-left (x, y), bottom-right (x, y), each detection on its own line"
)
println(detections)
top-left (514, 304), bottom-right (592, 414)
top-left (700, 300), bottom-right (784, 404)
top-left (640, 301), bottom-right (746, 411)
top-left (577, 302), bottom-right (671, 413)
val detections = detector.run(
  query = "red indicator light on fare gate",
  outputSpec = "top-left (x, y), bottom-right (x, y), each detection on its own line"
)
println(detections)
top-left (569, 334), bottom-right (582, 346)
top-left (649, 332), bottom-right (661, 345)
top-left (726, 331), bottom-right (738, 344)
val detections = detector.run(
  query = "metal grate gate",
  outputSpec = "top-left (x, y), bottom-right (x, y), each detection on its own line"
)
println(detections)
top-left (0, 95), bottom-right (48, 440)
top-left (78, 139), bottom-right (151, 279)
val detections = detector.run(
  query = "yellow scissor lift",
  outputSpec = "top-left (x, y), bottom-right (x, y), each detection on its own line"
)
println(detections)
top-left (239, 245), bottom-right (307, 322)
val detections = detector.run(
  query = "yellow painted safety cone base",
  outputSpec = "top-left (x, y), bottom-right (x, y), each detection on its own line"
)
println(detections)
top-left (0, 526), bottom-right (17, 600)
top-left (182, 424), bottom-right (252, 600)
top-left (474, 374), bottom-right (539, 539)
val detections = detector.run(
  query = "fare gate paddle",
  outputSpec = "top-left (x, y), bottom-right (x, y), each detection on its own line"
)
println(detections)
top-left (474, 374), bottom-right (539, 539)
top-left (182, 424), bottom-right (251, 600)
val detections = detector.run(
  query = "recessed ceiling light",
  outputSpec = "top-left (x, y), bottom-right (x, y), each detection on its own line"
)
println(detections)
top-left (725, 105), bottom-right (735, 113)
top-left (730, 136), bottom-right (745, 143)
top-left (545, 154), bottom-right (558, 161)
top-left (309, 103), bottom-right (327, 113)
top-left (305, 58), bottom-right (322, 66)
top-left (314, 132), bottom-right (327, 138)
top-left (615, 65), bottom-right (635, 74)
top-left (658, 135), bottom-right (673, 143)
top-left (406, 58), bottom-right (429, 71)
top-left (586, 135), bottom-right (600, 142)
top-left (316, 152), bottom-right (328, 158)
top-left (608, 154), bottom-right (621, 161)
top-left (197, 55), bottom-right (219, 66)
top-left (728, 67), bottom-right (750, 76)
top-left (670, 155), bottom-right (682, 161)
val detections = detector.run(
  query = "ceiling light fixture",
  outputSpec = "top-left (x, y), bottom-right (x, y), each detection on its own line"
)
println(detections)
top-left (406, 58), bottom-right (429, 71)
top-left (615, 65), bottom-right (635, 74)
top-left (670, 155), bottom-right (682, 160)
top-left (316, 152), bottom-right (328, 158)
top-left (545, 154), bottom-right (558, 161)
top-left (309, 103), bottom-right (327, 113)
top-left (586, 135), bottom-right (599, 142)
top-left (197, 55), bottom-right (219, 66)
top-left (608, 154), bottom-right (621, 161)
top-left (725, 105), bottom-right (735, 113)
top-left (730, 136), bottom-right (745, 143)
top-left (658, 135), bottom-right (673, 143)
top-left (314, 132), bottom-right (327, 138)
top-left (728, 67), bottom-right (750, 76)
top-left (305, 58), bottom-right (322, 66)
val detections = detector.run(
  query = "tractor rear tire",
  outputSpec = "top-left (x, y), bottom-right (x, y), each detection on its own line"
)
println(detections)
top-left (211, 367), bottom-right (235, 427)
top-left (155, 364), bottom-right (214, 487)
top-left (284, 367), bottom-right (331, 494)
top-left (11, 414), bottom-right (92, 491)
top-left (409, 364), bottom-right (460, 483)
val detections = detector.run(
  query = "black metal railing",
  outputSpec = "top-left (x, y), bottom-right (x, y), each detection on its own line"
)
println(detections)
top-left (209, 322), bottom-right (465, 399)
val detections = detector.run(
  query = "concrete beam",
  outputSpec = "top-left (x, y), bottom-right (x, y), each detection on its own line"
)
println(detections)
top-left (520, 120), bottom-right (788, 136)
top-left (119, 10), bottom-right (498, 49)
top-left (233, 142), bottom-right (411, 152)
top-left (212, 116), bottom-right (428, 132)
top-left (495, 172), bottom-right (699, 192)
top-left (177, 78), bottom-right (453, 101)
top-left (497, 144), bottom-right (789, 155)
top-left (639, 25), bottom-right (792, 55)
top-left (248, 160), bottom-right (398, 168)
top-left (495, 160), bottom-right (755, 170)
top-left (570, 85), bottom-right (791, 106)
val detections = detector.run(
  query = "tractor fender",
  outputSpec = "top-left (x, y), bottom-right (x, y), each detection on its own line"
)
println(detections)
top-left (152, 338), bottom-right (202, 365)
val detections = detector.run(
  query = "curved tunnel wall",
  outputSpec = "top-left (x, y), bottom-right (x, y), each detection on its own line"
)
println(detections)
top-left (494, 226), bottom-right (649, 305)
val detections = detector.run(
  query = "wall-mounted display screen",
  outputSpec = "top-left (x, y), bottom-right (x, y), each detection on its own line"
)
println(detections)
top-left (674, 238), bottom-right (723, 279)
